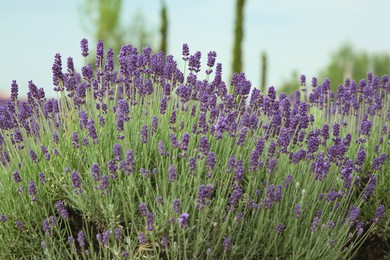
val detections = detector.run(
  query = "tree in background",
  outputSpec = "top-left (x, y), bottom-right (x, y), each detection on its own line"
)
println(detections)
top-left (127, 12), bottom-right (154, 51)
top-left (318, 43), bottom-right (390, 90)
top-left (159, 0), bottom-right (168, 54)
top-left (279, 43), bottom-right (390, 94)
top-left (232, 0), bottom-right (246, 77)
top-left (80, 0), bottom-right (124, 53)
top-left (80, 0), bottom-right (159, 55)
top-left (260, 51), bottom-right (267, 93)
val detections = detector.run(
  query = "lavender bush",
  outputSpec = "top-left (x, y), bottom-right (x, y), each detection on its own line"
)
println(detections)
top-left (0, 39), bottom-right (389, 259)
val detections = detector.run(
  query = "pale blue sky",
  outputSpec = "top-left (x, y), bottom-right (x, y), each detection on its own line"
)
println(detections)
top-left (1, 0), bottom-right (389, 98)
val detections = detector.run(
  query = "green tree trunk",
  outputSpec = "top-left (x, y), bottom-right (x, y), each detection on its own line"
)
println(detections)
top-left (261, 51), bottom-right (267, 93)
top-left (232, 0), bottom-right (246, 76)
top-left (159, 1), bottom-right (168, 55)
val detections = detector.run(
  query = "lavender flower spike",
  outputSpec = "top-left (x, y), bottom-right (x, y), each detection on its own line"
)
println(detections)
top-left (178, 212), bottom-right (190, 229)
top-left (373, 205), bottom-right (385, 223)
top-left (80, 38), bottom-right (89, 57)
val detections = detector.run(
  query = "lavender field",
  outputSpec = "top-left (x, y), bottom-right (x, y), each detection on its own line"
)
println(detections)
top-left (0, 39), bottom-right (389, 259)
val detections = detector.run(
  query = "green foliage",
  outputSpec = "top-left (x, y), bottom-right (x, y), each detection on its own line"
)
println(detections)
top-left (80, 0), bottom-right (156, 54)
top-left (81, 0), bottom-right (124, 53)
top-left (279, 44), bottom-right (390, 94)
top-left (318, 43), bottom-right (390, 89)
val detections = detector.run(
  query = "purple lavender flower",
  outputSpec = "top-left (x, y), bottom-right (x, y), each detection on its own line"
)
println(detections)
top-left (160, 97), bottom-right (168, 114)
top-left (13, 170), bottom-right (22, 183)
top-left (72, 132), bottom-right (79, 149)
top-left (77, 230), bottom-right (86, 248)
top-left (49, 215), bottom-right (56, 226)
top-left (198, 135), bottom-right (210, 154)
top-left (196, 184), bottom-right (215, 209)
top-left (188, 51), bottom-right (201, 73)
top-left (168, 164), bottom-right (177, 182)
top-left (104, 48), bottom-right (114, 73)
top-left (114, 227), bottom-right (123, 242)
top-left (39, 172), bottom-right (46, 183)
top-left (333, 122), bottom-right (340, 137)
top-left (96, 40), bottom-right (104, 68)
top-left (372, 153), bottom-right (387, 171)
top-left (189, 157), bottom-right (197, 175)
top-left (360, 118), bottom-right (373, 136)
top-left (234, 160), bottom-right (244, 182)
top-left (295, 204), bottom-right (302, 218)
top-left (227, 156), bottom-right (236, 173)
top-left (181, 133), bottom-right (190, 151)
top-left (173, 198), bottom-right (181, 213)
top-left (236, 127), bottom-right (248, 146)
top-left (113, 144), bottom-right (122, 161)
top-left (311, 152), bottom-right (330, 181)
top-left (277, 127), bottom-right (291, 152)
top-left (52, 53), bottom-right (64, 87)
top-left (102, 230), bottom-right (111, 246)
top-left (151, 116), bottom-right (158, 135)
top-left (300, 74), bottom-right (306, 86)
top-left (355, 147), bottom-right (366, 168)
top-left (71, 171), bottom-right (82, 194)
top-left (276, 223), bottom-right (285, 234)
top-left (340, 159), bottom-right (354, 190)
top-left (158, 140), bottom-right (165, 156)
top-left (15, 220), bottom-right (24, 230)
top-left (87, 119), bottom-right (98, 142)
top-left (182, 43), bottom-right (190, 61)
top-left (146, 211), bottom-right (154, 231)
top-left (28, 181), bottom-right (37, 201)
top-left (284, 174), bottom-right (293, 188)
top-left (311, 77), bottom-right (317, 88)
top-left (141, 125), bottom-right (148, 144)
top-left (266, 158), bottom-right (277, 174)
top-left (160, 236), bottom-right (169, 249)
top-left (42, 219), bottom-right (51, 235)
top-left (310, 217), bottom-right (320, 232)
top-left (55, 200), bottom-right (69, 219)
top-left (91, 163), bottom-right (100, 181)
top-left (206, 152), bottom-right (216, 172)
top-left (178, 212), bottom-right (190, 229)
top-left (206, 51), bottom-right (217, 74)
top-left (363, 175), bottom-right (376, 200)
top-left (170, 132), bottom-right (179, 148)
top-left (80, 38), bottom-right (89, 57)
top-left (29, 149), bottom-right (39, 163)
top-left (13, 129), bottom-right (23, 143)
top-left (108, 160), bottom-right (118, 179)
top-left (170, 110), bottom-right (177, 125)
top-left (229, 183), bottom-right (243, 210)
top-left (122, 251), bottom-right (129, 258)
top-left (223, 237), bottom-right (231, 251)
top-left (274, 185), bottom-right (283, 202)
top-left (139, 202), bottom-right (148, 217)
top-left (0, 215), bottom-right (6, 222)
top-left (96, 233), bottom-right (102, 243)
top-left (139, 232), bottom-right (147, 244)
top-left (373, 205), bottom-right (385, 223)
top-left (97, 174), bottom-right (110, 195)
top-left (348, 205), bottom-right (361, 226)
top-left (11, 80), bottom-right (18, 101)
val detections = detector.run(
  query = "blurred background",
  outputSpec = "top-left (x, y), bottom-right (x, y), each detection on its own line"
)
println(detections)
top-left (0, 0), bottom-right (390, 101)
